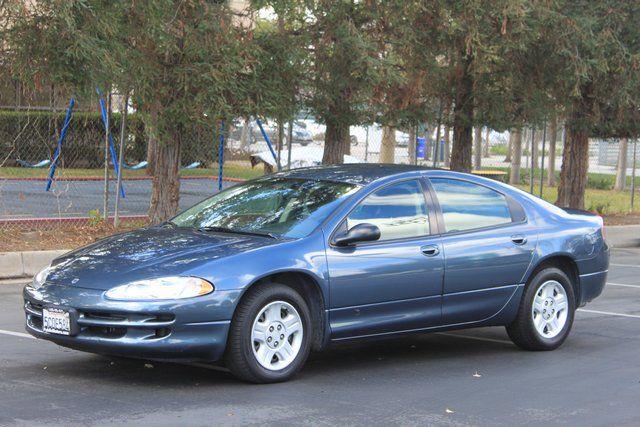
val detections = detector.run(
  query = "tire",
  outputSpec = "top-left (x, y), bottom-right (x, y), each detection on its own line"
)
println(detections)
top-left (225, 283), bottom-right (312, 383)
top-left (506, 267), bottom-right (576, 351)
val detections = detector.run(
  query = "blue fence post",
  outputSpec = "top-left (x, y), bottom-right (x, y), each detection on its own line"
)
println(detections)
top-left (218, 120), bottom-right (225, 191)
top-left (96, 88), bottom-right (125, 198)
top-left (46, 98), bottom-right (75, 191)
top-left (256, 118), bottom-right (279, 170)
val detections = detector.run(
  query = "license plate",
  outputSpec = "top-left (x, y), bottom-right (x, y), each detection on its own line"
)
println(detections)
top-left (42, 307), bottom-right (71, 335)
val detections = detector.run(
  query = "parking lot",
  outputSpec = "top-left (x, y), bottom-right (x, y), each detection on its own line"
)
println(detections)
top-left (0, 248), bottom-right (639, 426)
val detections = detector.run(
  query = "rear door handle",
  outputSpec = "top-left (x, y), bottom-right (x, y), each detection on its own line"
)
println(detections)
top-left (421, 245), bottom-right (440, 257)
top-left (511, 235), bottom-right (527, 245)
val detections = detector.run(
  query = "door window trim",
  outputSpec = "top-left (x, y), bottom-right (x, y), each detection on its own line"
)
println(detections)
top-left (425, 177), bottom-right (527, 236)
top-left (328, 177), bottom-right (437, 248)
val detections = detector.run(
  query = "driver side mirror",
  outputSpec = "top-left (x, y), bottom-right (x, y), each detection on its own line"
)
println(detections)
top-left (333, 223), bottom-right (381, 247)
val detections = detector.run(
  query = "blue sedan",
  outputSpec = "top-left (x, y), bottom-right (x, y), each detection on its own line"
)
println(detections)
top-left (24, 164), bottom-right (609, 383)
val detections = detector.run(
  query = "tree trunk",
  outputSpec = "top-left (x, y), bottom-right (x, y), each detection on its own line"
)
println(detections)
top-left (473, 127), bottom-right (482, 170)
top-left (443, 126), bottom-right (450, 167)
top-left (450, 46), bottom-right (474, 173)
top-left (343, 128), bottom-right (351, 156)
top-left (614, 138), bottom-right (629, 191)
top-left (322, 118), bottom-right (349, 164)
top-left (483, 127), bottom-right (490, 157)
top-left (504, 132), bottom-right (512, 163)
top-left (547, 117), bottom-right (557, 186)
top-left (146, 107), bottom-right (159, 176)
top-left (556, 126), bottom-right (589, 209)
top-left (380, 125), bottom-right (396, 163)
top-left (509, 129), bottom-right (522, 185)
top-left (148, 133), bottom-right (181, 224)
top-left (408, 126), bottom-right (416, 165)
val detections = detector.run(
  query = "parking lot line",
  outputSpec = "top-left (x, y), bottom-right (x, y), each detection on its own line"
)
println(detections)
top-left (0, 329), bottom-right (34, 339)
top-left (607, 282), bottom-right (640, 289)
top-left (577, 309), bottom-right (640, 319)
top-left (609, 263), bottom-right (640, 268)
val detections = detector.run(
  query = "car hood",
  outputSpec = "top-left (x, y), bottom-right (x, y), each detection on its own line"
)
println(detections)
top-left (45, 226), bottom-right (279, 290)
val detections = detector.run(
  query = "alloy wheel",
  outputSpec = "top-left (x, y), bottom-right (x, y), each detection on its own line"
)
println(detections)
top-left (251, 301), bottom-right (304, 370)
top-left (531, 280), bottom-right (569, 339)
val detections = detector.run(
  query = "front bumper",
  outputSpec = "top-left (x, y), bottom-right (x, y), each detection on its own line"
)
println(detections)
top-left (23, 283), bottom-right (241, 362)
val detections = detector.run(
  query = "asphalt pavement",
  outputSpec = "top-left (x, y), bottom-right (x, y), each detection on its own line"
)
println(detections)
top-left (0, 178), bottom-right (235, 220)
top-left (0, 248), bottom-right (639, 426)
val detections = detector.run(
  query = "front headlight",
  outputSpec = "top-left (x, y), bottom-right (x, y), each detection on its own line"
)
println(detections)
top-left (104, 276), bottom-right (214, 301)
top-left (32, 264), bottom-right (52, 289)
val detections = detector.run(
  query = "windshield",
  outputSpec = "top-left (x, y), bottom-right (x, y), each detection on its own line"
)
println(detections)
top-left (171, 178), bottom-right (359, 238)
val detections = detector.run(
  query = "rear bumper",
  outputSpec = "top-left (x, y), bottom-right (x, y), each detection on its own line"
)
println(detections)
top-left (23, 284), bottom-right (239, 362)
top-left (578, 270), bottom-right (608, 306)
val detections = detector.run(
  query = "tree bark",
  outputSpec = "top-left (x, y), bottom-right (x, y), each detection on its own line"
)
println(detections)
top-left (145, 107), bottom-right (159, 176)
top-left (343, 129), bottom-right (351, 156)
top-left (557, 87), bottom-right (594, 209)
top-left (547, 117), bottom-right (557, 186)
top-left (509, 129), bottom-right (522, 185)
top-left (322, 118), bottom-right (349, 164)
top-left (380, 125), bottom-right (396, 163)
top-left (556, 126), bottom-right (589, 209)
top-left (473, 127), bottom-right (482, 170)
top-left (148, 133), bottom-right (181, 224)
top-left (408, 126), bottom-right (416, 165)
top-left (450, 46), bottom-right (474, 173)
top-left (614, 137), bottom-right (629, 191)
top-left (504, 132), bottom-right (512, 163)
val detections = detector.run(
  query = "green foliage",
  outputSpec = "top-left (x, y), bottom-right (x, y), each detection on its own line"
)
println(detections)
top-left (88, 209), bottom-right (103, 226)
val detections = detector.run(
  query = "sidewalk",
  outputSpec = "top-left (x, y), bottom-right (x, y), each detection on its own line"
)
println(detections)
top-left (605, 225), bottom-right (640, 250)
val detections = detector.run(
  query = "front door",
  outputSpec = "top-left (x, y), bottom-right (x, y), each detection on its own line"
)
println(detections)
top-left (324, 179), bottom-right (444, 339)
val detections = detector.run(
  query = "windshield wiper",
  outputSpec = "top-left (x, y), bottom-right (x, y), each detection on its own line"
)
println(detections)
top-left (198, 226), bottom-right (278, 239)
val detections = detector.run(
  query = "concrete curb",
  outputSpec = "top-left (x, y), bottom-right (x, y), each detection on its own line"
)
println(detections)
top-left (0, 250), bottom-right (68, 280)
top-left (606, 225), bottom-right (640, 249)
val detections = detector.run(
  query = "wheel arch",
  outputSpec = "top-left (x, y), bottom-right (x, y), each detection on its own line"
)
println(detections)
top-left (236, 270), bottom-right (328, 351)
top-left (526, 254), bottom-right (580, 303)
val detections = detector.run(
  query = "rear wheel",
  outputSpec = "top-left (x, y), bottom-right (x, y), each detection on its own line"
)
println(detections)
top-left (506, 267), bottom-right (576, 351)
top-left (225, 283), bottom-right (312, 383)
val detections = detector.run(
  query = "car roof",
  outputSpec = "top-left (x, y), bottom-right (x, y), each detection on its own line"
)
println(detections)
top-left (272, 164), bottom-right (440, 185)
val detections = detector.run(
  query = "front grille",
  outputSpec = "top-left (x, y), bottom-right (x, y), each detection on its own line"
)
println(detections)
top-left (24, 300), bottom-right (174, 340)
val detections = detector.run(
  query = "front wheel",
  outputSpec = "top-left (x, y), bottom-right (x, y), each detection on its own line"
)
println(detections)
top-left (506, 267), bottom-right (576, 351)
top-left (225, 284), bottom-right (312, 383)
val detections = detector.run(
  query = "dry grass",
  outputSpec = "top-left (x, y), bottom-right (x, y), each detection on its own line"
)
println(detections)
top-left (0, 220), bottom-right (148, 252)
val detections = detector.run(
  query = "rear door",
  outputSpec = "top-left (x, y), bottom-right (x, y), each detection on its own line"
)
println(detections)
top-left (428, 177), bottom-right (537, 325)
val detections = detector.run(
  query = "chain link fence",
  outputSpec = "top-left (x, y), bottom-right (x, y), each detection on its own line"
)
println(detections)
top-left (1, 85), bottom-right (639, 248)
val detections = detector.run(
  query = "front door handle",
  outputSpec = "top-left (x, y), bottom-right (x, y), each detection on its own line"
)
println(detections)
top-left (421, 245), bottom-right (440, 257)
top-left (511, 235), bottom-right (527, 245)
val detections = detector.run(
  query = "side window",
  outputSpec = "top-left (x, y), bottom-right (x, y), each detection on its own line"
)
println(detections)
top-left (347, 180), bottom-right (429, 241)
top-left (430, 178), bottom-right (512, 233)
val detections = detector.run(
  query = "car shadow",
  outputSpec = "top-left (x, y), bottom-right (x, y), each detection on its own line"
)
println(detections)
top-left (21, 330), bottom-right (521, 386)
